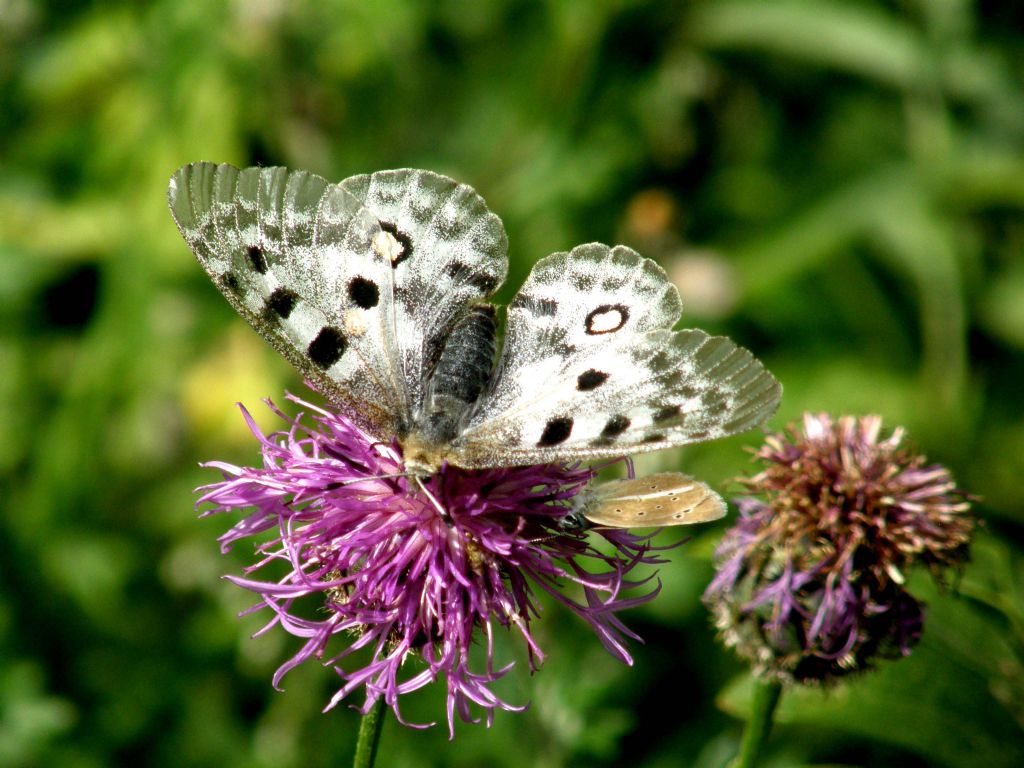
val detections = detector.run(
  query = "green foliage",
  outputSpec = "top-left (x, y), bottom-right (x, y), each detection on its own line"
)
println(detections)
top-left (2, 1), bottom-right (1022, 765)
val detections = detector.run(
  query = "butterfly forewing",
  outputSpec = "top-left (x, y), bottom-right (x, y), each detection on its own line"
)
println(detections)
top-left (168, 162), bottom-right (409, 435)
top-left (576, 473), bottom-right (726, 528)
top-left (452, 243), bottom-right (781, 468)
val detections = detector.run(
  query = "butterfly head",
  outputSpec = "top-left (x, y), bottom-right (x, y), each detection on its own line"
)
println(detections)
top-left (398, 433), bottom-right (449, 477)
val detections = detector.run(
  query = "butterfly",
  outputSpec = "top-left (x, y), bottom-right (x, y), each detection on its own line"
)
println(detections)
top-left (168, 163), bottom-right (780, 527)
top-left (569, 473), bottom-right (726, 529)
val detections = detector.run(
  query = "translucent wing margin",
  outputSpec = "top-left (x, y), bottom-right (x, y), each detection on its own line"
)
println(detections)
top-left (453, 243), bottom-right (781, 467)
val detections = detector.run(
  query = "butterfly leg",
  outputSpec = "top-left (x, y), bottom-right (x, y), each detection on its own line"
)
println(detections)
top-left (413, 475), bottom-right (453, 524)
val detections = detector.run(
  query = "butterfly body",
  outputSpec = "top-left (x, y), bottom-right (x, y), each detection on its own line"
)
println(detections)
top-left (418, 304), bottom-right (498, 445)
top-left (169, 162), bottom-right (781, 485)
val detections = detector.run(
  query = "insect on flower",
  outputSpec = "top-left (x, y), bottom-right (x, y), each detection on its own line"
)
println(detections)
top-left (170, 162), bottom-right (781, 732)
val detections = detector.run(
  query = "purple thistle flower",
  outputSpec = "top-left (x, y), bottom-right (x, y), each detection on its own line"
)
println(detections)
top-left (198, 392), bottom-right (661, 735)
top-left (704, 413), bottom-right (973, 684)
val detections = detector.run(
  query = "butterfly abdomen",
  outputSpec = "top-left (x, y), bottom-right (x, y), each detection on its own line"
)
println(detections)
top-left (419, 303), bottom-right (498, 445)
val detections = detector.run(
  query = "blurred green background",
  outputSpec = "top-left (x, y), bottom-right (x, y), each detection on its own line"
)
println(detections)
top-left (2, 1), bottom-right (1023, 766)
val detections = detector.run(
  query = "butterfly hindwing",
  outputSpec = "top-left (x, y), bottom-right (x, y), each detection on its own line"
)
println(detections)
top-left (339, 170), bottom-right (508, 420)
top-left (453, 243), bottom-right (781, 467)
top-left (575, 473), bottom-right (726, 528)
top-left (168, 162), bottom-right (409, 435)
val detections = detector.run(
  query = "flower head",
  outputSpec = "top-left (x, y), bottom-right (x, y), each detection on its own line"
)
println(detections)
top-left (198, 393), bottom-right (659, 735)
top-left (704, 413), bottom-right (973, 684)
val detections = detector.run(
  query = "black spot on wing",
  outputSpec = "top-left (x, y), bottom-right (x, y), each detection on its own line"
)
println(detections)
top-left (601, 415), bottom-right (630, 437)
top-left (470, 273), bottom-right (500, 294)
top-left (266, 288), bottom-right (298, 319)
top-left (379, 220), bottom-right (413, 267)
top-left (247, 245), bottom-right (268, 274)
top-left (308, 327), bottom-right (347, 368)
top-left (348, 277), bottom-right (380, 308)
top-left (653, 405), bottom-right (681, 423)
top-left (538, 417), bottom-right (573, 446)
top-left (577, 369), bottom-right (609, 391)
top-left (219, 272), bottom-right (241, 294)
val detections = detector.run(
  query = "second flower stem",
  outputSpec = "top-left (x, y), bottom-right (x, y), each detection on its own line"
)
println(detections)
top-left (731, 678), bottom-right (783, 768)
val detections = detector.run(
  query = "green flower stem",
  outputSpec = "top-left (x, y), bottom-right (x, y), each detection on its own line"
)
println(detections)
top-left (353, 697), bottom-right (386, 768)
top-left (731, 679), bottom-right (783, 768)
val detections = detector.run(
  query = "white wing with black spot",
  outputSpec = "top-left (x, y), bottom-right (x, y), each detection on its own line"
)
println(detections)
top-left (338, 170), bottom-right (508, 421)
top-left (169, 163), bottom-right (508, 438)
top-left (169, 162), bottom-right (410, 435)
top-left (451, 243), bottom-right (781, 468)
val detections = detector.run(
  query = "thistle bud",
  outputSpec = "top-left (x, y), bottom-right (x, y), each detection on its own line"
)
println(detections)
top-left (704, 414), bottom-right (973, 683)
